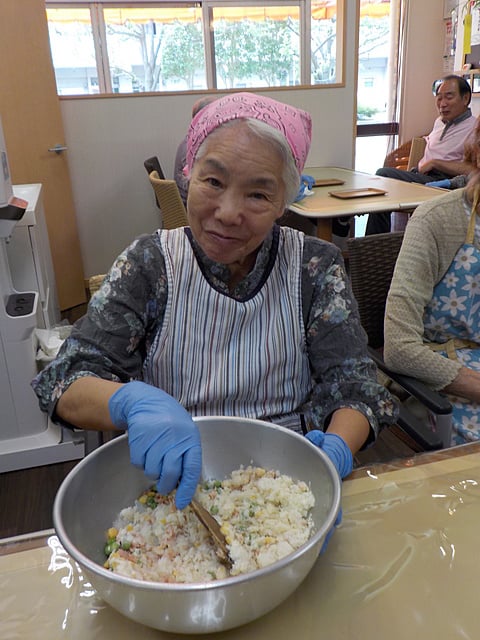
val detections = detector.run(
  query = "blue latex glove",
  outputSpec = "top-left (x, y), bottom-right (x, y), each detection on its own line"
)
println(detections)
top-left (109, 381), bottom-right (202, 509)
top-left (425, 179), bottom-right (451, 189)
top-left (305, 431), bottom-right (353, 479)
top-left (294, 174), bottom-right (315, 202)
top-left (305, 431), bottom-right (353, 553)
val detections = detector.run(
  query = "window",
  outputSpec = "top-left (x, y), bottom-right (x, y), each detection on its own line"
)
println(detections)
top-left (45, 1), bottom-right (344, 96)
top-left (356, 1), bottom-right (393, 127)
top-left (356, 0), bottom-right (400, 176)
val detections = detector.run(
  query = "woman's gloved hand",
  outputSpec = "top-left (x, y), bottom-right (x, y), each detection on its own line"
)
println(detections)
top-left (294, 174), bottom-right (316, 202)
top-left (305, 430), bottom-right (353, 479)
top-left (109, 381), bottom-right (202, 509)
top-left (305, 431), bottom-right (353, 554)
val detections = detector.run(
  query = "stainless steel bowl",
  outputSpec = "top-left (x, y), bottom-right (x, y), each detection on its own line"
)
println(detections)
top-left (53, 416), bottom-right (341, 634)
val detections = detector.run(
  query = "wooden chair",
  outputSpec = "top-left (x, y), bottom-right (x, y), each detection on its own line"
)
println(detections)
top-left (148, 170), bottom-right (188, 230)
top-left (347, 231), bottom-right (452, 451)
top-left (85, 273), bottom-right (105, 299)
top-left (144, 157), bottom-right (165, 210)
top-left (383, 140), bottom-right (411, 171)
top-left (383, 136), bottom-right (426, 171)
top-left (406, 137), bottom-right (427, 170)
top-left (383, 136), bottom-right (427, 230)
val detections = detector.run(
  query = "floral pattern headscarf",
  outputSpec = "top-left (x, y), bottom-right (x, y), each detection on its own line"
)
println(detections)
top-left (185, 92), bottom-right (312, 176)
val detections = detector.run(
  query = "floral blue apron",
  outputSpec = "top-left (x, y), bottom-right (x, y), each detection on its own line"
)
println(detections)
top-left (423, 203), bottom-right (480, 445)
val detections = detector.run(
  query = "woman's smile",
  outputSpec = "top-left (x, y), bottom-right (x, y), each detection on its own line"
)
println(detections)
top-left (205, 228), bottom-right (245, 244)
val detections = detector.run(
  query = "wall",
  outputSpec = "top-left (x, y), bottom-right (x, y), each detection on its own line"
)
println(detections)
top-left (60, 0), bottom-right (359, 278)
top-left (454, 0), bottom-right (480, 118)
top-left (398, 0), bottom-right (448, 142)
top-left (0, 0), bottom-right (87, 309)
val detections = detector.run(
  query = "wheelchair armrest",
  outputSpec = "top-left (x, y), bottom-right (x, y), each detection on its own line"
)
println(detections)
top-left (396, 405), bottom-right (443, 451)
top-left (368, 348), bottom-right (452, 415)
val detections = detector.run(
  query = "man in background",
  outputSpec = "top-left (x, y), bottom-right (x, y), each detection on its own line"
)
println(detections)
top-left (366, 75), bottom-right (476, 235)
top-left (174, 96), bottom-right (216, 205)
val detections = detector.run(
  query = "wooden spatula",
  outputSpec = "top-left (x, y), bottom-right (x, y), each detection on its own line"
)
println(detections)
top-left (190, 498), bottom-right (233, 569)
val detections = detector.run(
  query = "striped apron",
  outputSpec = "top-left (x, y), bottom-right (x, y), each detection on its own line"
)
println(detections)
top-left (143, 226), bottom-right (313, 432)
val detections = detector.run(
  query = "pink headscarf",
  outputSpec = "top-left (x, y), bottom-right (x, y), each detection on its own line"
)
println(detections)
top-left (185, 92), bottom-right (312, 176)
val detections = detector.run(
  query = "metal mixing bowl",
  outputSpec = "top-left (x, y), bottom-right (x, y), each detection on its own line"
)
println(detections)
top-left (53, 416), bottom-right (341, 634)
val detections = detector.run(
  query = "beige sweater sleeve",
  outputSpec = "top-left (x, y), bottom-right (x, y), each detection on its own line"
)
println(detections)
top-left (383, 189), bottom-right (471, 390)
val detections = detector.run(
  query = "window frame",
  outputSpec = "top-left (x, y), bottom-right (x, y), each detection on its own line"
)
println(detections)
top-left (45, 0), bottom-right (346, 96)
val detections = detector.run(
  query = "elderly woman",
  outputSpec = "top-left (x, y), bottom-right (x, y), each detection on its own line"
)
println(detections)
top-left (33, 93), bottom-right (397, 509)
top-left (384, 117), bottom-right (480, 446)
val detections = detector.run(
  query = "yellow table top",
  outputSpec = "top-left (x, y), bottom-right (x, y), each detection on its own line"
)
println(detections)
top-left (290, 167), bottom-right (444, 219)
top-left (2, 444), bottom-right (480, 639)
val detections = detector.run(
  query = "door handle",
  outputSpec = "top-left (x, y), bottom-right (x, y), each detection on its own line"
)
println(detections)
top-left (48, 144), bottom-right (68, 154)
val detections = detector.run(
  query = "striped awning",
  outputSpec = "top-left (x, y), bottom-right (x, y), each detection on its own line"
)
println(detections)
top-left (46, 1), bottom-right (390, 25)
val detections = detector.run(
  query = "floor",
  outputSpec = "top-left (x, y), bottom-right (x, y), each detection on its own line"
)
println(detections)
top-left (0, 459), bottom-right (79, 539)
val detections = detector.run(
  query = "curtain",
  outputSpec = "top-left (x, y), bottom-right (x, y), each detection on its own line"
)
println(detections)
top-left (386, 0), bottom-right (407, 154)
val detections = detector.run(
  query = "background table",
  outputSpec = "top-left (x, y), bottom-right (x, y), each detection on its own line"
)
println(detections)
top-left (289, 166), bottom-right (445, 240)
top-left (2, 442), bottom-right (480, 639)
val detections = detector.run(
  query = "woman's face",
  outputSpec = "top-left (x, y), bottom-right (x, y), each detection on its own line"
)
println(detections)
top-left (187, 121), bottom-right (286, 281)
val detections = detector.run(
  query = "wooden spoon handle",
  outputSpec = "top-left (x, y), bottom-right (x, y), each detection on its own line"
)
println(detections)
top-left (190, 498), bottom-right (232, 569)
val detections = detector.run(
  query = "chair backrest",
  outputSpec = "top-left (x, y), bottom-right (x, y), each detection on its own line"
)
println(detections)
top-left (347, 231), bottom-right (404, 349)
top-left (86, 273), bottom-right (106, 299)
top-left (144, 157), bottom-right (165, 210)
top-left (383, 140), bottom-right (411, 171)
top-left (148, 170), bottom-right (188, 230)
top-left (406, 137), bottom-right (426, 171)
top-left (383, 136), bottom-right (427, 171)
top-left (144, 156), bottom-right (165, 179)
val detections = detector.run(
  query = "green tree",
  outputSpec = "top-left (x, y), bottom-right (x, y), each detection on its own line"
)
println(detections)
top-left (253, 19), bottom-right (297, 86)
top-left (214, 20), bottom-right (257, 88)
top-left (358, 17), bottom-right (389, 57)
top-left (310, 18), bottom-right (337, 83)
top-left (107, 19), bottom-right (170, 91)
top-left (105, 11), bottom-right (386, 93)
top-left (162, 21), bottom-right (205, 88)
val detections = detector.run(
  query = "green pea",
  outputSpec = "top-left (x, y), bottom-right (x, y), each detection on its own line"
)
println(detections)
top-left (104, 541), bottom-right (120, 555)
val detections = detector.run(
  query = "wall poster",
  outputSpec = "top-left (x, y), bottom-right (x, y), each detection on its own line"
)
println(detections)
top-left (471, 5), bottom-right (480, 46)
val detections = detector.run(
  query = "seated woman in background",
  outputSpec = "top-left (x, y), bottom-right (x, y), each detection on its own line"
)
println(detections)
top-left (32, 93), bottom-right (397, 512)
top-left (384, 118), bottom-right (480, 445)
